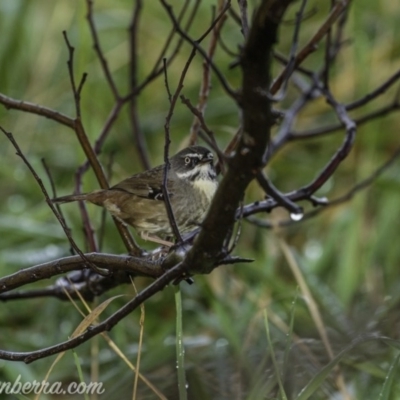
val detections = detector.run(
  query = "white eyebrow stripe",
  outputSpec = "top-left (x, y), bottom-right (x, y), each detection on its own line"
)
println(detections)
top-left (183, 152), bottom-right (213, 160)
top-left (184, 153), bottom-right (203, 159)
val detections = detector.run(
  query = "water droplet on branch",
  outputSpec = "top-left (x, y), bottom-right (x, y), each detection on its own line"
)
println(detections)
top-left (290, 212), bottom-right (304, 221)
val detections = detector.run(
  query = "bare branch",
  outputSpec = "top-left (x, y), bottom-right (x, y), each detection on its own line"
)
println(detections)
top-left (0, 253), bottom-right (161, 295)
top-left (62, 30), bottom-right (88, 118)
top-left (180, 95), bottom-right (225, 168)
top-left (271, 0), bottom-right (350, 94)
top-left (247, 145), bottom-right (400, 228)
top-left (290, 101), bottom-right (400, 141)
top-left (0, 93), bottom-right (74, 128)
top-left (179, 0), bottom-right (294, 275)
top-left (237, 0), bottom-right (249, 37)
top-left (346, 69), bottom-right (400, 111)
top-left (128, 0), bottom-right (151, 170)
top-left (256, 171), bottom-right (302, 214)
top-left (189, 2), bottom-right (227, 143)
top-left (1, 127), bottom-right (108, 276)
top-left (73, 116), bottom-right (142, 256)
top-left (162, 61), bottom-right (183, 242)
top-left (160, 0), bottom-right (237, 100)
top-left (0, 263), bottom-right (184, 363)
top-left (85, 0), bottom-right (120, 99)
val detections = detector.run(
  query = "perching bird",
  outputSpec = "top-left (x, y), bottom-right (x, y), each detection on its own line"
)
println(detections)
top-left (53, 146), bottom-right (218, 244)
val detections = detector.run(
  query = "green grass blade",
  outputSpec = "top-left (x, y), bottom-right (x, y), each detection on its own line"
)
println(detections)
top-left (72, 349), bottom-right (89, 400)
top-left (378, 353), bottom-right (400, 400)
top-left (296, 335), bottom-right (399, 400)
top-left (263, 309), bottom-right (288, 400)
top-left (282, 288), bottom-right (299, 376)
top-left (174, 285), bottom-right (188, 400)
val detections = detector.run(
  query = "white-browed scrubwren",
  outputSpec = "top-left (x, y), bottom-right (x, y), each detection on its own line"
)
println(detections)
top-left (53, 146), bottom-right (218, 244)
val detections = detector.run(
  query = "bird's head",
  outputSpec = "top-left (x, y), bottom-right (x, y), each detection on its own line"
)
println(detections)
top-left (171, 146), bottom-right (216, 182)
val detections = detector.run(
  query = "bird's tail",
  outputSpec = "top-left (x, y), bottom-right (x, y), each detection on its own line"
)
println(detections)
top-left (52, 193), bottom-right (88, 204)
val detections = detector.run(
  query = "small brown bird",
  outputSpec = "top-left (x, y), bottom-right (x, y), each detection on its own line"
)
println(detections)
top-left (53, 146), bottom-right (218, 244)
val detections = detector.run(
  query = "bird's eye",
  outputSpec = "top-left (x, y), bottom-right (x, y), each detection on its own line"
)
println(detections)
top-left (184, 156), bottom-right (191, 165)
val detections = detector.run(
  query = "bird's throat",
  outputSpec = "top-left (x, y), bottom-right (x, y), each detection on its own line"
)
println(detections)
top-left (192, 178), bottom-right (218, 203)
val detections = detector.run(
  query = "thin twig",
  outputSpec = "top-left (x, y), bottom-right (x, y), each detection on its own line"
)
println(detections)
top-left (62, 31), bottom-right (88, 118)
top-left (0, 253), bottom-right (161, 295)
top-left (248, 145), bottom-right (400, 228)
top-left (322, 0), bottom-right (334, 89)
top-left (0, 93), bottom-right (74, 128)
top-left (63, 39), bottom-right (141, 255)
top-left (160, 0), bottom-right (237, 100)
top-left (270, 0), bottom-right (350, 94)
top-left (189, 2), bottom-right (227, 143)
top-left (74, 165), bottom-right (98, 253)
top-left (85, 0), bottom-right (120, 99)
top-left (346, 69), bottom-right (400, 111)
top-left (0, 262), bottom-right (185, 362)
top-left (99, 151), bottom-right (115, 251)
top-left (121, 0), bottom-right (199, 104)
top-left (1, 127), bottom-right (108, 276)
top-left (180, 95), bottom-right (224, 167)
top-left (256, 171), bottom-right (303, 214)
top-left (270, 0), bottom-right (309, 102)
top-left (147, 0), bottom-right (192, 79)
top-left (41, 158), bottom-right (70, 237)
top-left (289, 101), bottom-right (400, 141)
top-left (237, 0), bottom-right (249, 37)
top-left (162, 61), bottom-right (183, 242)
top-left (128, 0), bottom-right (151, 170)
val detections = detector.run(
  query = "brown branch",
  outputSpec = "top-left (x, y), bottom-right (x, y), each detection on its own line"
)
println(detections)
top-left (189, 2), bottom-right (227, 143)
top-left (237, 0), bottom-right (249, 37)
top-left (0, 263), bottom-right (184, 363)
top-left (99, 152), bottom-right (116, 251)
top-left (270, 0), bottom-right (309, 101)
top-left (128, 0), bottom-right (151, 170)
top-left (0, 250), bottom-right (247, 361)
top-left (256, 171), bottom-right (302, 214)
top-left (0, 93), bottom-right (74, 128)
top-left (0, 34), bottom-right (141, 256)
top-left (41, 158), bottom-right (71, 237)
top-left (85, 0), bottom-right (120, 99)
top-left (121, 0), bottom-right (199, 104)
top-left (270, 70), bottom-right (400, 154)
top-left (74, 165), bottom-right (98, 253)
top-left (160, 0), bottom-right (237, 100)
top-left (62, 31), bottom-right (88, 118)
top-left (72, 111), bottom-right (140, 254)
top-left (161, 1), bottom-right (230, 146)
top-left (162, 60), bottom-right (183, 242)
top-left (0, 253), bottom-right (161, 294)
top-left (146, 0), bottom-right (193, 82)
top-left (247, 145), bottom-right (400, 228)
top-left (1, 127), bottom-right (109, 276)
top-left (180, 95), bottom-right (225, 166)
top-left (75, 100), bottom-right (125, 180)
top-left (270, 0), bottom-right (350, 94)
top-left (290, 101), bottom-right (400, 141)
top-left (297, 89), bottom-right (356, 196)
top-left (179, 0), bottom-right (294, 274)
top-left (346, 69), bottom-right (400, 111)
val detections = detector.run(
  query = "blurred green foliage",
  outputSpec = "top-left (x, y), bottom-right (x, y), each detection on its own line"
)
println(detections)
top-left (1, 0), bottom-right (400, 399)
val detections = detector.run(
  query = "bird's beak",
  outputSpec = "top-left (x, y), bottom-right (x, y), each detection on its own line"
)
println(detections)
top-left (199, 155), bottom-right (214, 165)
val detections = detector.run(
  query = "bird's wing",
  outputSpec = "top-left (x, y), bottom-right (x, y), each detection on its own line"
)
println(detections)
top-left (111, 165), bottom-right (175, 200)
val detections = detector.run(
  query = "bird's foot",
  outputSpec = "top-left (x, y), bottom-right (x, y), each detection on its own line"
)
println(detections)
top-left (140, 232), bottom-right (174, 247)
